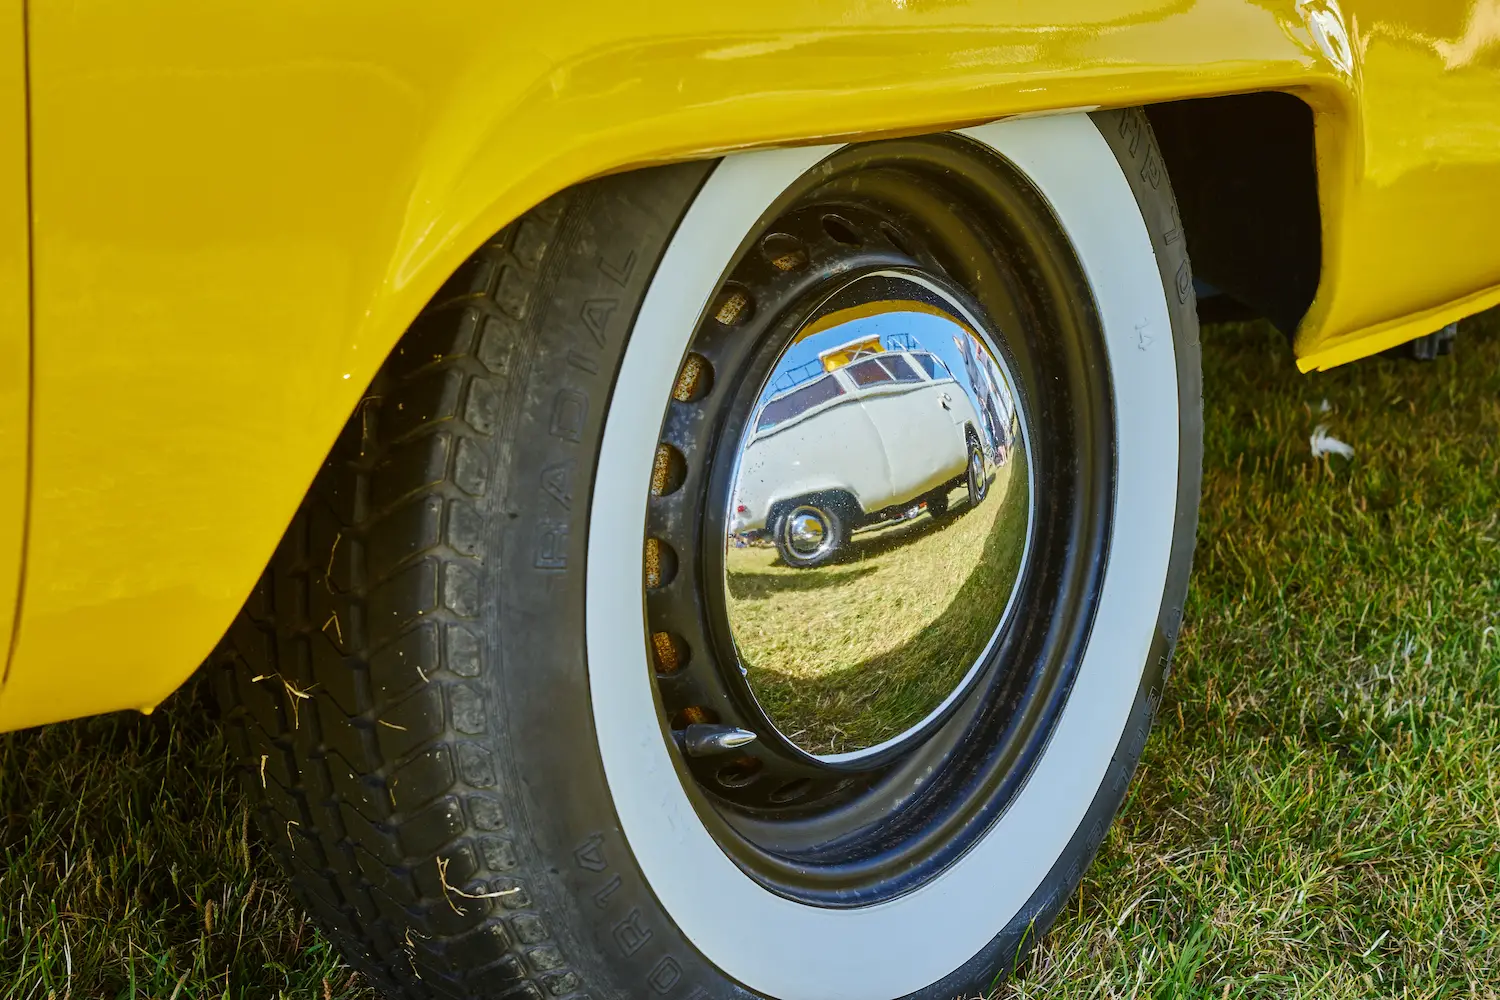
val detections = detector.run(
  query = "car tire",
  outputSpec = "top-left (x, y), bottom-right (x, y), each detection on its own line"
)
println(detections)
top-left (216, 107), bottom-right (1200, 1000)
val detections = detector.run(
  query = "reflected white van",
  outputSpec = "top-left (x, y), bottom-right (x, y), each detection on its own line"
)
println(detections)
top-left (730, 348), bottom-right (988, 567)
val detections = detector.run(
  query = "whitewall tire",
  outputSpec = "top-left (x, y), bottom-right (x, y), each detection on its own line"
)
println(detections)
top-left (221, 110), bottom-right (1200, 1000)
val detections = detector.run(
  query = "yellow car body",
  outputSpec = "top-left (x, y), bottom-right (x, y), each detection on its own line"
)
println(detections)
top-left (0, 0), bottom-right (1497, 731)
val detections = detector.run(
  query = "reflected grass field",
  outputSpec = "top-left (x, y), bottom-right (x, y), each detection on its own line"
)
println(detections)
top-left (726, 455), bottom-right (1028, 755)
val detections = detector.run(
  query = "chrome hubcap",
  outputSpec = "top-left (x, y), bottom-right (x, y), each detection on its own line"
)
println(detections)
top-left (723, 270), bottom-right (1031, 757)
top-left (784, 506), bottom-right (831, 558)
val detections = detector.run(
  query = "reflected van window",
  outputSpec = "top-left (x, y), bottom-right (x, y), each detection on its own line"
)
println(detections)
top-left (755, 373), bottom-right (845, 431)
top-left (882, 354), bottom-right (923, 382)
top-left (911, 352), bottom-right (952, 381)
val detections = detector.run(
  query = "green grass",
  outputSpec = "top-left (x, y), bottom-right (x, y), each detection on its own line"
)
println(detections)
top-left (1006, 317), bottom-right (1500, 998)
top-left (726, 453), bottom-right (1028, 754)
top-left (0, 675), bottom-right (374, 999)
top-left (1, 317), bottom-right (1497, 997)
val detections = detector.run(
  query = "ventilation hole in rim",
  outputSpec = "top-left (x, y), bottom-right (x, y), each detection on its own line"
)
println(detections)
top-left (821, 215), bottom-right (863, 246)
top-left (760, 233), bottom-right (809, 272)
top-left (672, 705), bottom-right (718, 729)
top-left (644, 537), bottom-right (677, 589)
top-left (716, 756), bottom-right (764, 788)
top-left (712, 285), bottom-right (754, 326)
top-left (650, 631), bottom-right (686, 674)
top-left (672, 353), bottom-right (713, 402)
top-left (880, 222), bottom-right (915, 257)
top-left (650, 443), bottom-right (686, 497)
top-left (768, 778), bottom-right (813, 804)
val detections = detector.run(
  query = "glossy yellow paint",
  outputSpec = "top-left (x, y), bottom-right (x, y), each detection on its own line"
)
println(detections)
top-left (0, 0), bottom-right (26, 694)
top-left (1295, 0), bottom-right (1500, 369)
top-left (0, 0), bottom-right (1496, 729)
top-left (1299, 282), bottom-right (1500, 371)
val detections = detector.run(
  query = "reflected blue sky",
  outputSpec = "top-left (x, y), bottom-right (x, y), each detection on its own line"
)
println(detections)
top-left (754, 309), bottom-right (991, 413)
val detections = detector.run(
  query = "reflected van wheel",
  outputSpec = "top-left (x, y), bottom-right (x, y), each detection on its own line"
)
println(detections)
top-left (773, 502), bottom-right (849, 568)
top-left (965, 438), bottom-right (989, 506)
top-left (215, 108), bottom-right (1200, 1000)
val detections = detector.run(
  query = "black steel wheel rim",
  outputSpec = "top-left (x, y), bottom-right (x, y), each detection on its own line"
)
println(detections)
top-left (642, 134), bottom-right (1116, 907)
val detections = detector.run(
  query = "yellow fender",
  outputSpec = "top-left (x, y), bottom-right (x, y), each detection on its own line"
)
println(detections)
top-left (2, 0), bottom-right (1498, 727)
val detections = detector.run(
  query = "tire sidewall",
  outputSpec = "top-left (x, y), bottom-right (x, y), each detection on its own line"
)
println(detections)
top-left (484, 164), bottom-right (759, 1000)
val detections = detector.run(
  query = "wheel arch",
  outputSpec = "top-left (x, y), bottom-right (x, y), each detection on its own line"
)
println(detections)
top-left (767, 488), bottom-right (864, 527)
top-left (1145, 92), bottom-right (1322, 337)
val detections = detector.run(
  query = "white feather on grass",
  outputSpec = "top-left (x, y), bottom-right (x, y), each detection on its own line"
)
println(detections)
top-left (1310, 424), bottom-right (1354, 460)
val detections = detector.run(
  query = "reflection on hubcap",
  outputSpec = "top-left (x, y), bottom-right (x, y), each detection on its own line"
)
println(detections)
top-left (967, 447), bottom-right (987, 502)
top-left (723, 271), bottom-right (1032, 758)
top-left (785, 507), bottom-right (830, 557)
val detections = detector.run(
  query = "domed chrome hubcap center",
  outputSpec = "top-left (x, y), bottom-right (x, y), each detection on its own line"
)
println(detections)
top-left (721, 270), bottom-right (1033, 759)
top-left (784, 507), bottom-right (830, 557)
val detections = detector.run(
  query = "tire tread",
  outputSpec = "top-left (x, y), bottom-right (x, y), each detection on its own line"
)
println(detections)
top-left (215, 193), bottom-right (591, 999)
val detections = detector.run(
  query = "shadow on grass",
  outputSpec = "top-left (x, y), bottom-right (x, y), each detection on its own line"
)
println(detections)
top-left (727, 562), bottom-right (879, 599)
